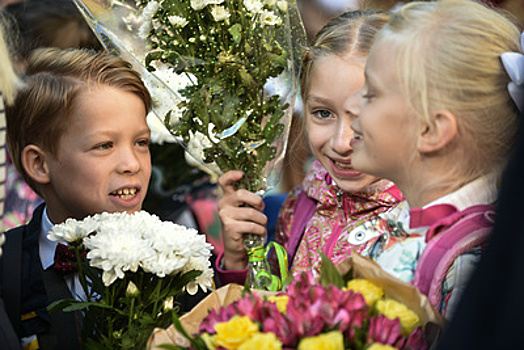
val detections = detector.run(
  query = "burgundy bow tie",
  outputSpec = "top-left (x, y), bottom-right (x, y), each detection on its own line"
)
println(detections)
top-left (54, 243), bottom-right (87, 275)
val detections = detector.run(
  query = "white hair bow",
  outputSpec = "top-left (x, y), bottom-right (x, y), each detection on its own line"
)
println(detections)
top-left (501, 32), bottom-right (524, 113)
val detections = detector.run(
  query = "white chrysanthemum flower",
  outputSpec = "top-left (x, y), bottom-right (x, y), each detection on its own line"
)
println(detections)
top-left (84, 213), bottom-right (157, 286)
top-left (147, 112), bottom-right (177, 144)
top-left (60, 211), bottom-right (215, 291)
top-left (211, 6), bottom-right (230, 22)
top-left (244, 0), bottom-right (263, 14)
top-left (259, 9), bottom-right (282, 26)
top-left (142, 0), bottom-right (160, 22)
top-left (48, 216), bottom-right (99, 243)
top-left (142, 66), bottom-right (194, 144)
top-left (185, 130), bottom-right (221, 182)
top-left (276, 0), bottom-right (287, 11)
top-left (168, 15), bottom-right (188, 28)
top-left (182, 256), bottom-right (214, 294)
top-left (138, 22), bottom-right (152, 39)
top-left (193, 0), bottom-right (224, 9)
top-left (190, 0), bottom-right (207, 10)
top-left (141, 222), bottom-right (197, 276)
top-left (207, 123), bottom-right (220, 144)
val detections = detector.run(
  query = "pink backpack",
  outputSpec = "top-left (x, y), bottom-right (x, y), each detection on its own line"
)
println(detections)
top-left (412, 204), bottom-right (495, 310)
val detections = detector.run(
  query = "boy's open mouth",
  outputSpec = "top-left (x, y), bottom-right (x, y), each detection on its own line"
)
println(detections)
top-left (110, 188), bottom-right (138, 200)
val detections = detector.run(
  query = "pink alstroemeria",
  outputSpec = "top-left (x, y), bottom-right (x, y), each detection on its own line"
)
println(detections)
top-left (404, 328), bottom-right (428, 350)
top-left (367, 315), bottom-right (405, 347)
top-left (262, 303), bottom-right (297, 347)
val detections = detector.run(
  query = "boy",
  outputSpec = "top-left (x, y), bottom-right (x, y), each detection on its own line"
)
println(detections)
top-left (1, 47), bottom-right (152, 349)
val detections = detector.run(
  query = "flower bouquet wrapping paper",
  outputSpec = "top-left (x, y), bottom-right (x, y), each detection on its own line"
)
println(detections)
top-left (147, 253), bottom-right (444, 350)
top-left (47, 211), bottom-right (215, 349)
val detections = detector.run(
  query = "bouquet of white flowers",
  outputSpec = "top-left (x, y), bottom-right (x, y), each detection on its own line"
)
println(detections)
top-left (47, 211), bottom-right (214, 350)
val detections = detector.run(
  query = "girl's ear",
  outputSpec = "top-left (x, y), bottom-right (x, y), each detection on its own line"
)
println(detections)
top-left (22, 145), bottom-right (51, 184)
top-left (417, 109), bottom-right (457, 153)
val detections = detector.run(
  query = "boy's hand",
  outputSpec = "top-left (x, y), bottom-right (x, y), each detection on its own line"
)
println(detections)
top-left (218, 170), bottom-right (267, 271)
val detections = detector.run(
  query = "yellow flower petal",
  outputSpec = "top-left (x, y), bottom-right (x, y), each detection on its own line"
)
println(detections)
top-left (375, 299), bottom-right (421, 335)
top-left (297, 331), bottom-right (344, 350)
top-left (267, 295), bottom-right (289, 313)
top-left (214, 316), bottom-right (259, 349)
top-left (238, 332), bottom-right (282, 350)
top-left (346, 279), bottom-right (384, 305)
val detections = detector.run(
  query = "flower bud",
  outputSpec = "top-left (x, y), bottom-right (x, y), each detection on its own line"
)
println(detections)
top-left (126, 281), bottom-right (139, 297)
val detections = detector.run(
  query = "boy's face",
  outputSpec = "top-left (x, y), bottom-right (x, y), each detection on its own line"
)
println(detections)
top-left (44, 85), bottom-right (152, 224)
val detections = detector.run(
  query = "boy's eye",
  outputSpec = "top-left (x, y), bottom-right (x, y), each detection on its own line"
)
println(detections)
top-left (96, 142), bottom-right (113, 150)
top-left (313, 109), bottom-right (332, 119)
top-left (136, 138), bottom-right (150, 147)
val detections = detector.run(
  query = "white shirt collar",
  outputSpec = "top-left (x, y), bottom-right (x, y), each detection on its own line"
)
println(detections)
top-left (39, 206), bottom-right (57, 270)
top-left (423, 171), bottom-right (499, 211)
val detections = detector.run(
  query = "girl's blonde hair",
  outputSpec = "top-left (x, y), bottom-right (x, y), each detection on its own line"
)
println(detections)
top-left (376, 0), bottom-right (520, 181)
top-left (300, 10), bottom-right (390, 103)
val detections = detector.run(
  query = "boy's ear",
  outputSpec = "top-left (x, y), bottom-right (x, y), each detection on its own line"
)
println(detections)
top-left (22, 145), bottom-right (51, 184)
top-left (417, 109), bottom-right (457, 153)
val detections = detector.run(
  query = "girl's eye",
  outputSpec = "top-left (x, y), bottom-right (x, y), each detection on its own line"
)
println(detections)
top-left (313, 109), bottom-right (333, 119)
top-left (362, 91), bottom-right (375, 101)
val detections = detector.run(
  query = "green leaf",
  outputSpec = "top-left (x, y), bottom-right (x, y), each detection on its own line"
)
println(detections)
top-left (47, 298), bottom-right (77, 313)
top-left (319, 253), bottom-right (345, 288)
top-left (156, 345), bottom-right (184, 350)
top-left (228, 24), bottom-right (242, 43)
top-left (171, 314), bottom-right (205, 349)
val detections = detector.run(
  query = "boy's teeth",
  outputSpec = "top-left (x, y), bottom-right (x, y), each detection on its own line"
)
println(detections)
top-left (114, 188), bottom-right (137, 198)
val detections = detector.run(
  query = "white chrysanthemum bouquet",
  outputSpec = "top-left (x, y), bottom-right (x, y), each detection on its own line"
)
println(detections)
top-left (47, 211), bottom-right (214, 350)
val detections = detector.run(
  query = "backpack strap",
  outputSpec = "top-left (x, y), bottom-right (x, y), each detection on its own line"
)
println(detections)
top-left (413, 204), bottom-right (495, 309)
top-left (1, 227), bottom-right (24, 336)
top-left (286, 191), bottom-right (317, 268)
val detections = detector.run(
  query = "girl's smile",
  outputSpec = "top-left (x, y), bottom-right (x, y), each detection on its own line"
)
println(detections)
top-left (304, 54), bottom-right (379, 193)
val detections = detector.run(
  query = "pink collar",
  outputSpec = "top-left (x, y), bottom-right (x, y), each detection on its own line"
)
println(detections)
top-left (409, 203), bottom-right (458, 229)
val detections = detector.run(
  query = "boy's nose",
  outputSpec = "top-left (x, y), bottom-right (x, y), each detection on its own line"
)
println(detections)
top-left (117, 148), bottom-right (141, 174)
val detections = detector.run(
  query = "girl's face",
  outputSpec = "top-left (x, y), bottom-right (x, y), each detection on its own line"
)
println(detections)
top-left (305, 54), bottom-right (380, 193)
top-left (350, 42), bottom-right (421, 185)
top-left (43, 85), bottom-right (152, 224)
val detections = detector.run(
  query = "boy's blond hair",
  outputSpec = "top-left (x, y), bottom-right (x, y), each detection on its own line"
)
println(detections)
top-left (5, 47), bottom-right (152, 195)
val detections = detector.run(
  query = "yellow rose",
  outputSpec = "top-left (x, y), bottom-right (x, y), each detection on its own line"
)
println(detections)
top-left (297, 331), bottom-right (344, 350)
top-left (346, 279), bottom-right (384, 305)
top-left (238, 332), bottom-right (282, 350)
top-left (368, 343), bottom-right (398, 350)
top-left (267, 295), bottom-right (289, 313)
top-left (375, 299), bottom-right (421, 335)
top-left (214, 316), bottom-right (259, 349)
